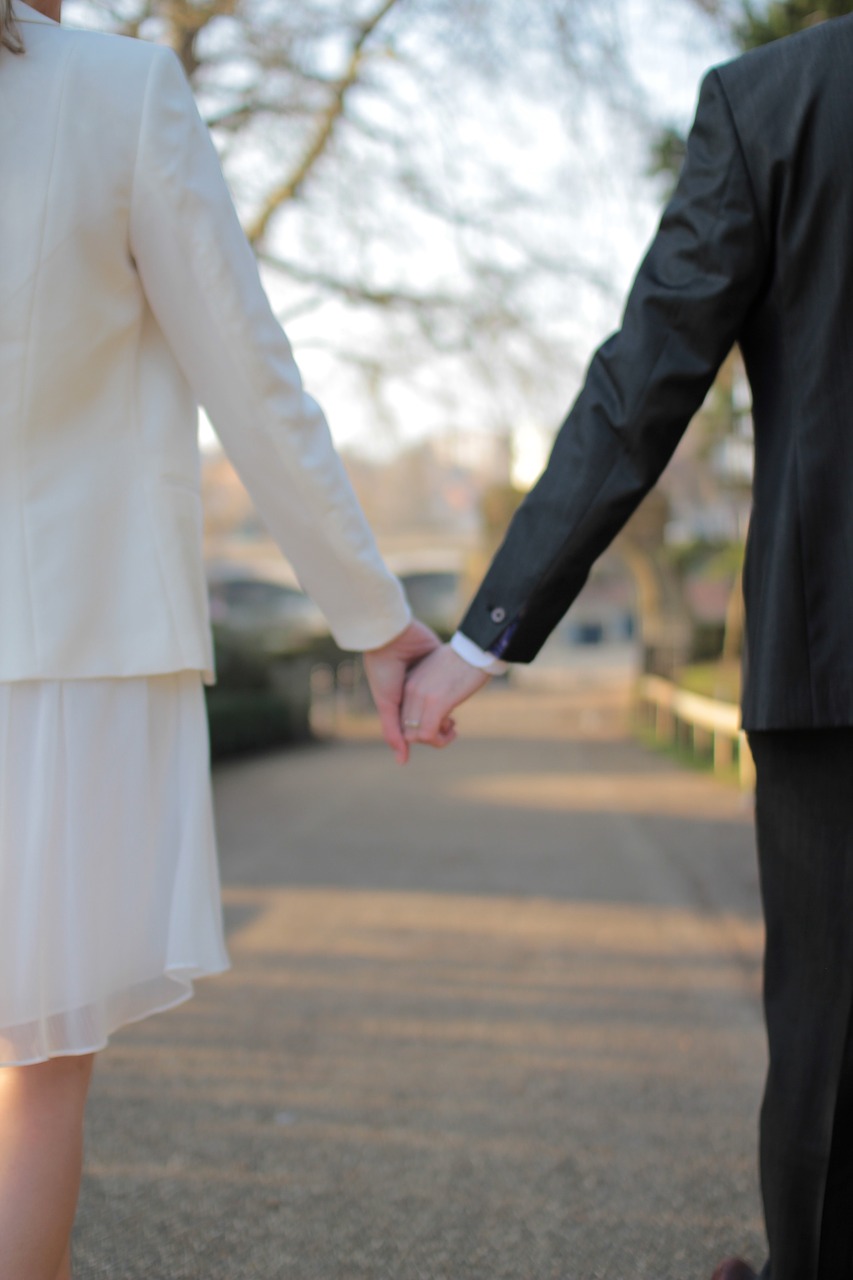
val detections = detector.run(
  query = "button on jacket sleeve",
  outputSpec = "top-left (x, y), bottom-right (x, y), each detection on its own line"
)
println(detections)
top-left (458, 69), bottom-right (768, 662)
top-left (128, 47), bottom-right (411, 653)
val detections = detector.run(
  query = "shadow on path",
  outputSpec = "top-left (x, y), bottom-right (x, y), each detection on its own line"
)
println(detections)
top-left (75, 681), bottom-right (766, 1280)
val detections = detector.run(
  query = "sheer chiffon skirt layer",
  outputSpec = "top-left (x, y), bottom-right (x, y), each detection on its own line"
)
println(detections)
top-left (0, 672), bottom-right (230, 1066)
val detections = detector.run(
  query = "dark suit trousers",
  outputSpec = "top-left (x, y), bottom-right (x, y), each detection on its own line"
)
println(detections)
top-left (749, 730), bottom-right (853, 1280)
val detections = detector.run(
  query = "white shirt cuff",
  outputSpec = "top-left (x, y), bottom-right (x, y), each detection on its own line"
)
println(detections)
top-left (450, 631), bottom-right (509, 676)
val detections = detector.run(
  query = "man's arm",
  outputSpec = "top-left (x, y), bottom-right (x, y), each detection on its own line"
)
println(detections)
top-left (461, 67), bottom-right (767, 663)
top-left (403, 67), bottom-right (769, 747)
top-left (129, 47), bottom-right (412, 654)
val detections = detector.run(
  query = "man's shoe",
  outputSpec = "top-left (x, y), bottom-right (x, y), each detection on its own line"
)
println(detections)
top-left (711, 1261), bottom-right (757, 1280)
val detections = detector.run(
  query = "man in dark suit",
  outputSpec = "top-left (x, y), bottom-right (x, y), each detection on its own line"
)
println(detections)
top-left (396, 15), bottom-right (853, 1280)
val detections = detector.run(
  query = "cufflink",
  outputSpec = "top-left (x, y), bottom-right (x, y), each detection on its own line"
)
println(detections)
top-left (490, 606), bottom-right (506, 624)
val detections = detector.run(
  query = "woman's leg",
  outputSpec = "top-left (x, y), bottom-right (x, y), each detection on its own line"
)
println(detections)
top-left (54, 1242), bottom-right (73, 1280)
top-left (0, 1053), bottom-right (95, 1280)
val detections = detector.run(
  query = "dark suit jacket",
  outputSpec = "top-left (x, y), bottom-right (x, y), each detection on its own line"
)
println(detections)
top-left (459, 16), bottom-right (853, 730)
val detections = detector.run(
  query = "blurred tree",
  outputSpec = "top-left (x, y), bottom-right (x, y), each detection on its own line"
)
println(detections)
top-left (647, 125), bottom-right (687, 194)
top-left (736, 0), bottom-right (853, 47)
top-left (655, 0), bottom-right (853, 185)
top-left (67, 0), bottom-right (633, 439)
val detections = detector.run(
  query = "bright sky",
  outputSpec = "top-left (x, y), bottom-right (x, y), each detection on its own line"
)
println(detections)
top-left (271, 0), bottom-right (734, 460)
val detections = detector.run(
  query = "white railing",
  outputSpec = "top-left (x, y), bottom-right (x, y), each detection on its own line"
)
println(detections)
top-left (636, 674), bottom-right (755, 790)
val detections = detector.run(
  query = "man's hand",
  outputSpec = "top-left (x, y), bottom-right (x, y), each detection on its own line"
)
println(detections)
top-left (400, 644), bottom-right (491, 750)
top-left (363, 619), bottom-right (443, 764)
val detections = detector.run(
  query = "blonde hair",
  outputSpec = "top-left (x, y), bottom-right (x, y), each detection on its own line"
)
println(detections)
top-left (1, 0), bottom-right (24, 53)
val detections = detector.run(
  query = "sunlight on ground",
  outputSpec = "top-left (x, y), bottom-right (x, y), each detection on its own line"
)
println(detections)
top-left (79, 677), bottom-right (767, 1277)
top-left (450, 771), bottom-right (752, 822)
top-left (87, 885), bottom-right (763, 1189)
top-left (221, 885), bottom-right (760, 965)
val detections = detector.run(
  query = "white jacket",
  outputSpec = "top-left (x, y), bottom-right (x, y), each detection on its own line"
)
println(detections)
top-left (0, 2), bottom-right (410, 682)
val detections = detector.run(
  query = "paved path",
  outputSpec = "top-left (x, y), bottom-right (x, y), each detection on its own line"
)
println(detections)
top-left (75, 677), bottom-right (767, 1280)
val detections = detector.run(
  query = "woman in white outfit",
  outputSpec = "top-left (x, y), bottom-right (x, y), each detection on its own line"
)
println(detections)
top-left (0, 0), bottom-right (446, 1274)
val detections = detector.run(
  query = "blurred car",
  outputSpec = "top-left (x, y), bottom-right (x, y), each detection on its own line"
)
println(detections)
top-left (204, 562), bottom-right (343, 757)
top-left (207, 564), bottom-right (332, 654)
top-left (387, 551), bottom-right (467, 641)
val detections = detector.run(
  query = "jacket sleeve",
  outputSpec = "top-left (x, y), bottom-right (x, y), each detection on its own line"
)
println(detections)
top-left (128, 47), bottom-right (411, 652)
top-left (459, 68), bottom-right (768, 661)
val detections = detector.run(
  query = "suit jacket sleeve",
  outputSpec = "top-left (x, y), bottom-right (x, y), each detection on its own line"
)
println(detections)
top-left (128, 47), bottom-right (411, 652)
top-left (459, 68), bottom-right (768, 661)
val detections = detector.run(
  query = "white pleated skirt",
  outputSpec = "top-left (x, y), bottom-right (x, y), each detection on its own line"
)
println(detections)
top-left (0, 671), bottom-right (230, 1066)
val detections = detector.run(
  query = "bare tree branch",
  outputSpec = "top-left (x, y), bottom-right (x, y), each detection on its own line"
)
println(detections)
top-left (260, 253), bottom-right (459, 312)
top-left (245, 0), bottom-right (402, 246)
top-left (160, 0), bottom-right (239, 77)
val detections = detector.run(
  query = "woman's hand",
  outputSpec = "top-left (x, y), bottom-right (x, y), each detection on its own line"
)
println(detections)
top-left (363, 620), bottom-right (442, 764)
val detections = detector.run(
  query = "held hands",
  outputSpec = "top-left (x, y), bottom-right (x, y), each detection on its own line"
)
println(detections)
top-left (363, 619), bottom-right (444, 765)
top-left (364, 626), bottom-right (490, 763)
top-left (399, 643), bottom-right (490, 753)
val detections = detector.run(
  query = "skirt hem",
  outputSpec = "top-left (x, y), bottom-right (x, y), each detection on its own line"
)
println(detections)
top-left (0, 960), bottom-right (231, 1068)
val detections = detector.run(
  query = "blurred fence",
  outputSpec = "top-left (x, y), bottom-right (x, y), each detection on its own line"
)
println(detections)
top-left (636, 674), bottom-right (755, 790)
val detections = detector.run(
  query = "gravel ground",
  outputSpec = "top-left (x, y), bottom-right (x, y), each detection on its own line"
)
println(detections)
top-left (74, 678), bottom-right (767, 1280)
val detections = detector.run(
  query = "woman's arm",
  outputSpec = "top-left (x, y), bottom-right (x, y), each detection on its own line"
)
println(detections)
top-left (128, 46), bottom-right (412, 654)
